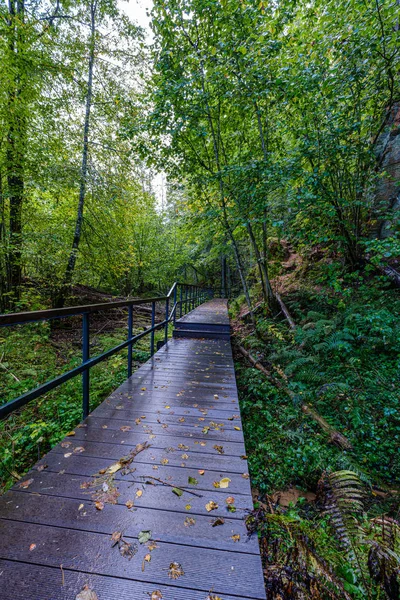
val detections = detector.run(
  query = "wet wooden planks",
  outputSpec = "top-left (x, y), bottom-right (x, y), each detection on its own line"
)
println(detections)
top-left (0, 299), bottom-right (266, 600)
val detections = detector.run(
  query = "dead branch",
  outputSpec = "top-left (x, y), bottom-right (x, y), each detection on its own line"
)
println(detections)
top-left (237, 344), bottom-right (352, 451)
top-left (275, 292), bottom-right (296, 330)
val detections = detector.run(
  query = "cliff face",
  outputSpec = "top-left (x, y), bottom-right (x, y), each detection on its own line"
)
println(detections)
top-left (373, 102), bottom-right (400, 239)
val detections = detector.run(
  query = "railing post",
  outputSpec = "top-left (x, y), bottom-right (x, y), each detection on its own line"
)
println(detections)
top-left (164, 296), bottom-right (169, 345)
top-left (127, 304), bottom-right (133, 378)
top-left (173, 284), bottom-right (177, 325)
top-left (150, 301), bottom-right (155, 356)
top-left (192, 286), bottom-right (195, 311)
top-left (82, 313), bottom-right (90, 419)
top-left (185, 285), bottom-right (188, 314)
top-left (179, 285), bottom-right (183, 318)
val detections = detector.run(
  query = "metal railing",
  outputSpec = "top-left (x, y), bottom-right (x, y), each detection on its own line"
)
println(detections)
top-left (0, 282), bottom-right (212, 421)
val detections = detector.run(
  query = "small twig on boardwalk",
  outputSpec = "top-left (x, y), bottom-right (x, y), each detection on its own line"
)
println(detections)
top-left (140, 475), bottom-right (203, 498)
top-left (60, 564), bottom-right (65, 586)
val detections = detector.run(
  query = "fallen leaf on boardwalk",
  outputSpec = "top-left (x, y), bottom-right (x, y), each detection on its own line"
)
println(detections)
top-left (66, 431), bottom-right (76, 437)
top-left (202, 426), bottom-right (210, 434)
top-left (142, 553), bottom-right (151, 571)
top-left (211, 517), bottom-right (225, 527)
top-left (178, 443), bottom-right (189, 450)
top-left (168, 562), bottom-right (184, 579)
top-left (102, 425), bottom-right (108, 429)
top-left (226, 496), bottom-right (235, 505)
top-left (120, 426), bottom-right (131, 432)
top-left (75, 585), bottom-right (99, 600)
top-left (219, 477), bottom-right (231, 489)
top-left (213, 481), bottom-right (220, 488)
top-left (172, 487), bottom-right (183, 497)
top-left (73, 446), bottom-right (85, 454)
top-left (184, 517), bottom-right (196, 527)
top-left (19, 478), bottom-right (33, 489)
top-left (37, 464), bottom-right (47, 472)
top-left (240, 455), bottom-right (247, 460)
top-left (206, 594), bottom-right (222, 600)
top-left (110, 531), bottom-right (122, 546)
top-left (135, 418), bottom-right (141, 425)
top-left (138, 530), bottom-right (152, 544)
top-left (147, 540), bottom-right (158, 551)
top-left (64, 452), bottom-right (72, 458)
top-left (214, 394), bottom-right (219, 399)
top-left (153, 465), bottom-right (158, 470)
top-left (200, 441), bottom-right (206, 446)
top-left (213, 445), bottom-right (224, 454)
top-left (141, 387), bottom-right (146, 391)
top-left (119, 539), bottom-right (138, 560)
top-left (181, 453), bottom-right (189, 459)
top-left (227, 505), bottom-right (237, 513)
top-left (231, 534), bottom-right (240, 542)
top-left (150, 592), bottom-right (163, 600)
top-left (205, 501), bottom-right (218, 512)
top-left (185, 504), bottom-right (192, 510)
top-left (78, 503), bottom-right (84, 511)
top-left (29, 543), bottom-right (36, 551)
top-left (126, 499), bottom-right (134, 509)
top-left (178, 417), bottom-right (185, 422)
top-left (61, 441), bottom-right (71, 448)
top-left (198, 470), bottom-right (205, 475)
top-left (234, 426), bottom-right (241, 431)
top-left (95, 501), bottom-right (104, 511)
top-left (165, 405), bottom-right (170, 409)
top-left (242, 473), bottom-right (249, 479)
top-left (161, 458), bottom-right (169, 465)
top-left (188, 476), bottom-right (198, 485)
top-left (136, 489), bottom-right (143, 498)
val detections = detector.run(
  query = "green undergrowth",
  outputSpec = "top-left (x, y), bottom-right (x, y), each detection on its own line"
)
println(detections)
top-left (232, 273), bottom-right (400, 599)
top-left (0, 322), bottom-right (166, 493)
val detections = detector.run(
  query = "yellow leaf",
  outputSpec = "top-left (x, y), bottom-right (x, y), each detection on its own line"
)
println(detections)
top-left (219, 477), bottom-right (231, 489)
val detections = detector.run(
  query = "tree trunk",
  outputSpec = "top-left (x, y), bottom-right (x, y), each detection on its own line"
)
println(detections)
top-left (56, 0), bottom-right (97, 307)
top-left (6, 0), bottom-right (25, 304)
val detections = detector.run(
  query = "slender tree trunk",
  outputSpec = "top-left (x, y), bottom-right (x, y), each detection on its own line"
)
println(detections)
top-left (6, 0), bottom-right (25, 304)
top-left (56, 0), bottom-right (97, 307)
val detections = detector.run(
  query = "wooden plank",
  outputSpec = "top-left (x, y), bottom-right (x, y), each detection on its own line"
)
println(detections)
top-left (32, 452), bottom-right (252, 494)
top-left (0, 559), bottom-right (254, 600)
top-left (1, 490), bottom-right (257, 553)
top-left (12, 470), bottom-right (253, 517)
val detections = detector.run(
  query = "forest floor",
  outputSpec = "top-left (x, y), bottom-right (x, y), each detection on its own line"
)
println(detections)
top-left (230, 253), bottom-right (400, 599)
top-left (0, 286), bottom-right (166, 493)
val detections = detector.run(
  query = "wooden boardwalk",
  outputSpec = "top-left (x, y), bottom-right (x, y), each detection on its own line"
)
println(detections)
top-left (0, 299), bottom-right (266, 600)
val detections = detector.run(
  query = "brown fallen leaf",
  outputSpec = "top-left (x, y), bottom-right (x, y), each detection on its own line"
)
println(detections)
top-left (73, 446), bottom-right (85, 454)
top-left (211, 517), bottom-right (225, 527)
top-left (226, 496), bottom-right (235, 505)
top-left (120, 426), bottom-right (131, 432)
top-left (205, 501), bottom-right (218, 512)
top-left (19, 478), bottom-right (33, 489)
top-left (75, 585), bottom-right (99, 600)
top-left (78, 503), bottom-right (84, 511)
top-left (213, 445), bottom-right (224, 454)
top-left (119, 539), bottom-right (138, 560)
top-left (125, 499), bottom-right (134, 509)
top-left (198, 469), bottom-right (205, 475)
top-left (136, 489), bottom-right (143, 498)
top-left (150, 592), bottom-right (163, 600)
top-left (206, 593), bottom-right (222, 600)
top-left (61, 441), bottom-right (71, 448)
top-left (95, 501), bottom-right (104, 511)
top-left (161, 458), bottom-right (169, 465)
top-left (37, 464), bottom-right (48, 472)
top-left (29, 543), bottom-right (36, 551)
top-left (184, 517), bottom-right (196, 527)
top-left (242, 473), bottom-right (249, 479)
top-left (110, 531), bottom-right (122, 546)
top-left (66, 431), bottom-right (76, 437)
top-left (142, 553), bottom-right (151, 571)
top-left (231, 534), bottom-right (241, 542)
top-left (168, 562), bottom-right (184, 579)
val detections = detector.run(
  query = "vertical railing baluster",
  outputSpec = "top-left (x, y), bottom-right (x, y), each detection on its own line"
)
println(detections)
top-left (150, 301), bottom-right (155, 356)
top-left (164, 295), bottom-right (169, 345)
top-left (185, 285), bottom-right (188, 314)
top-left (82, 313), bottom-right (90, 419)
top-left (179, 285), bottom-right (183, 318)
top-left (173, 284), bottom-right (177, 325)
top-left (127, 304), bottom-right (133, 378)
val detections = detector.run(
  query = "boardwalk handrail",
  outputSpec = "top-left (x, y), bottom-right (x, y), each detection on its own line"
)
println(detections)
top-left (0, 282), bottom-right (212, 420)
